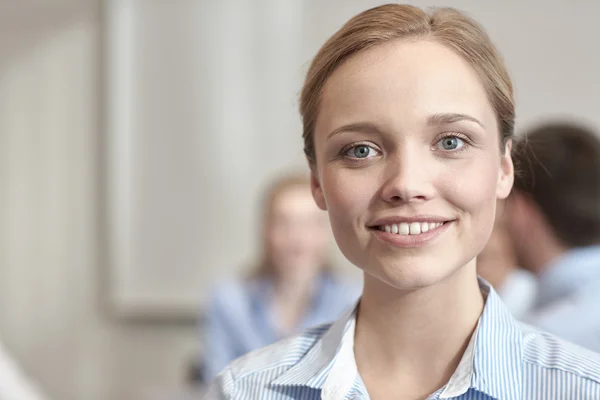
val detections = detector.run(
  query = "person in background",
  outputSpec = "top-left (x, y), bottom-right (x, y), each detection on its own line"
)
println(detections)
top-left (477, 201), bottom-right (537, 319)
top-left (506, 122), bottom-right (600, 351)
top-left (201, 172), bottom-right (360, 381)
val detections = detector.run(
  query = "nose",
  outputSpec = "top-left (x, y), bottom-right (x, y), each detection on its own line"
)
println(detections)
top-left (380, 146), bottom-right (435, 204)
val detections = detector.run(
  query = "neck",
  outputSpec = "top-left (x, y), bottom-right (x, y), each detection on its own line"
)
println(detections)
top-left (521, 233), bottom-right (568, 277)
top-left (533, 247), bottom-right (566, 276)
top-left (270, 273), bottom-right (320, 336)
top-left (272, 273), bottom-right (319, 301)
top-left (354, 261), bottom-right (483, 398)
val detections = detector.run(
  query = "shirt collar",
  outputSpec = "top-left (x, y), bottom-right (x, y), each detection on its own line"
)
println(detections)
top-left (270, 304), bottom-right (356, 389)
top-left (271, 279), bottom-right (523, 400)
top-left (536, 245), bottom-right (600, 306)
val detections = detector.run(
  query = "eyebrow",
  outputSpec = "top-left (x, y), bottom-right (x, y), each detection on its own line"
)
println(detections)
top-left (326, 112), bottom-right (485, 139)
top-left (326, 122), bottom-right (382, 139)
top-left (427, 112), bottom-right (485, 129)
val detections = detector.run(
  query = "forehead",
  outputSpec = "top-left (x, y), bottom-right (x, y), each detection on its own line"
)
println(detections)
top-left (316, 39), bottom-right (496, 134)
top-left (271, 185), bottom-right (319, 216)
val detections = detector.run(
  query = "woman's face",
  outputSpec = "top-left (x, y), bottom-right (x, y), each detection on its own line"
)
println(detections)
top-left (266, 184), bottom-right (330, 282)
top-left (310, 39), bottom-right (513, 291)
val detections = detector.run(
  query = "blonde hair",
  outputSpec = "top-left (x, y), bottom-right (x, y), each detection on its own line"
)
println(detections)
top-left (300, 4), bottom-right (514, 163)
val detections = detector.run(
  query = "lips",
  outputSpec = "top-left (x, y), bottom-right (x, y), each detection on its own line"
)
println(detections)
top-left (378, 221), bottom-right (445, 235)
top-left (366, 215), bottom-right (455, 247)
top-left (369, 219), bottom-right (454, 248)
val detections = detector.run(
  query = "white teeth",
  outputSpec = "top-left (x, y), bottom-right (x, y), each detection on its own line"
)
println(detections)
top-left (380, 221), bottom-right (445, 235)
top-left (399, 222), bottom-right (410, 235)
top-left (409, 222), bottom-right (421, 235)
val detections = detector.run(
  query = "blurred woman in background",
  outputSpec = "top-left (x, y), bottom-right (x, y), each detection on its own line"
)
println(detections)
top-left (201, 172), bottom-right (360, 381)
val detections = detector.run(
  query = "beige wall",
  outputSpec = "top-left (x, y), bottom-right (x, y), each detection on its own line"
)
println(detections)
top-left (1, 1), bottom-right (600, 400)
top-left (0, 1), bottom-right (198, 399)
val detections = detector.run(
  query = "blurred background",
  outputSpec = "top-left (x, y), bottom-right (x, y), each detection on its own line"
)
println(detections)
top-left (1, 0), bottom-right (600, 399)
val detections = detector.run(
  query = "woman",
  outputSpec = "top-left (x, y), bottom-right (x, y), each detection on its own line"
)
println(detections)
top-left (202, 173), bottom-right (360, 381)
top-left (209, 4), bottom-right (600, 399)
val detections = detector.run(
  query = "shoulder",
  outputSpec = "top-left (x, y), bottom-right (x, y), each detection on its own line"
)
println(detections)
top-left (519, 322), bottom-right (600, 385)
top-left (499, 270), bottom-right (537, 318)
top-left (211, 323), bottom-right (332, 395)
top-left (525, 289), bottom-right (600, 350)
top-left (507, 269), bottom-right (538, 293)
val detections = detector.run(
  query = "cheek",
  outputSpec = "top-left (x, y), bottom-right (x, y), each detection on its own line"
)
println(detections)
top-left (267, 224), bottom-right (293, 253)
top-left (438, 159), bottom-right (500, 238)
top-left (267, 233), bottom-right (285, 254)
top-left (320, 168), bottom-right (375, 227)
top-left (442, 155), bottom-right (499, 204)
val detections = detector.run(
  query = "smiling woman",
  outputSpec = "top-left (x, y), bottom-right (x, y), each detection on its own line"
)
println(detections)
top-left (208, 4), bottom-right (600, 400)
top-left (309, 36), bottom-right (512, 294)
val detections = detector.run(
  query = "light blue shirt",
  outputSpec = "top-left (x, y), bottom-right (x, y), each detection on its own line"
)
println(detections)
top-left (207, 280), bottom-right (600, 399)
top-left (202, 273), bottom-right (361, 381)
top-left (525, 245), bottom-right (600, 352)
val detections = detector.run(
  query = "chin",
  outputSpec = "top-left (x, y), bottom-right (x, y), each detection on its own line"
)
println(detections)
top-left (379, 266), bottom-right (450, 291)
top-left (337, 232), bottom-right (480, 292)
top-left (357, 250), bottom-right (477, 293)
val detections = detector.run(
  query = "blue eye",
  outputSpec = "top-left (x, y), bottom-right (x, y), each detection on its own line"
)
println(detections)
top-left (346, 145), bottom-right (378, 159)
top-left (436, 136), bottom-right (465, 151)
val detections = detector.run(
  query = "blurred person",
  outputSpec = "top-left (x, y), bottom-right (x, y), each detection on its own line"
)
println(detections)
top-left (476, 202), bottom-right (537, 319)
top-left (209, 4), bottom-right (600, 400)
top-left (0, 339), bottom-right (48, 400)
top-left (507, 122), bottom-right (600, 351)
top-left (201, 172), bottom-right (360, 381)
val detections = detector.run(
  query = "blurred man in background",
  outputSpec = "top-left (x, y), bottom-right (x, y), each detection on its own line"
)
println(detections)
top-left (507, 122), bottom-right (600, 351)
top-left (477, 201), bottom-right (537, 319)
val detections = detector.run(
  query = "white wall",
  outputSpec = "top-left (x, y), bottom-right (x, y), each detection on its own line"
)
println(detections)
top-left (0, 1), bottom-right (599, 400)
top-left (0, 1), bottom-right (106, 398)
top-left (0, 1), bottom-right (198, 399)
top-left (104, 0), bottom-right (311, 318)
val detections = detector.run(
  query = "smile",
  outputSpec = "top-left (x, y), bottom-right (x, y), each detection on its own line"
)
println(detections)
top-left (378, 222), bottom-right (444, 235)
top-left (368, 219), bottom-right (454, 248)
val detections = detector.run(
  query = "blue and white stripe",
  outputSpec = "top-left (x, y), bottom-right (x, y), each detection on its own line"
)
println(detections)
top-left (207, 281), bottom-right (600, 399)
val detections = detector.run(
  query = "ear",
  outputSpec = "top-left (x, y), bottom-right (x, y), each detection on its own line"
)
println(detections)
top-left (497, 139), bottom-right (515, 200)
top-left (309, 164), bottom-right (327, 211)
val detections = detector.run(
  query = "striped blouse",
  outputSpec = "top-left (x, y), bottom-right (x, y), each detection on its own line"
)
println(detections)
top-left (207, 280), bottom-right (600, 399)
